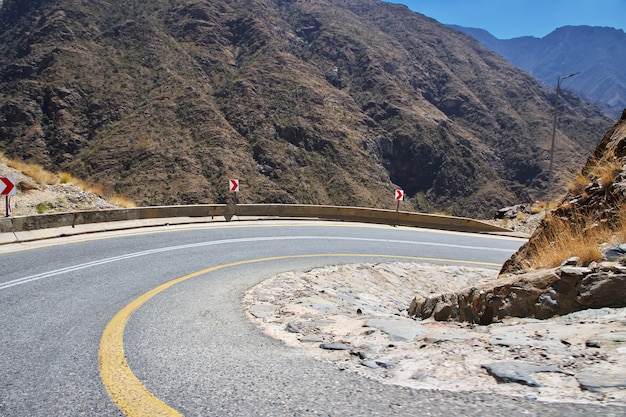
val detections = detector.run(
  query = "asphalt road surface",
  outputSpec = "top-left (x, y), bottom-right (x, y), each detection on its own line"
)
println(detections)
top-left (1, 220), bottom-right (624, 416)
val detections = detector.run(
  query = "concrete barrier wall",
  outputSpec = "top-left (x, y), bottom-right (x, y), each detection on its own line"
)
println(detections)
top-left (0, 204), bottom-right (511, 239)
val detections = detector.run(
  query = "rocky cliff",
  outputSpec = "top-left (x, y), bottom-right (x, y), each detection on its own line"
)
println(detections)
top-left (0, 0), bottom-right (613, 217)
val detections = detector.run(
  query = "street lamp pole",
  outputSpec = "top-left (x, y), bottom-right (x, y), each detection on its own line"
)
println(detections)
top-left (545, 71), bottom-right (580, 214)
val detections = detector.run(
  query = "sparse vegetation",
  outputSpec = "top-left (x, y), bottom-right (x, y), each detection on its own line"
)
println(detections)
top-left (0, 152), bottom-right (136, 209)
top-left (567, 172), bottom-right (591, 195)
top-left (35, 201), bottom-right (54, 214)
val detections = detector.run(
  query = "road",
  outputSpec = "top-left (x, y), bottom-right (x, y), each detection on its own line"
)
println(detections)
top-left (0, 220), bottom-right (623, 416)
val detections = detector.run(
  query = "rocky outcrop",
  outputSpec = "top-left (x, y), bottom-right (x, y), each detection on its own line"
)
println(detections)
top-left (246, 261), bottom-right (626, 403)
top-left (409, 261), bottom-right (626, 323)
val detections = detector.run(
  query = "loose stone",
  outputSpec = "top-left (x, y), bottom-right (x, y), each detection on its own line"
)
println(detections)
top-left (320, 342), bottom-right (352, 350)
top-left (285, 322), bottom-right (302, 333)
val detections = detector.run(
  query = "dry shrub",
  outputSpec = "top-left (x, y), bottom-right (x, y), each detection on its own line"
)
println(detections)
top-left (59, 171), bottom-right (74, 184)
top-left (530, 200), bottom-right (560, 215)
top-left (58, 173), bottom-right (107, 198)
top-left (569, 149), bottom-right (623, 193)
top-left (588, 149), bottom-right (622, 189)
top-left (28, 165), bottom-right (58, 185)
top-left (86, 183), bottom-right (105, 196)
top-left (530, 201), bottom-right (546, 214)
top-left (526, 213), bottom-right (611, 269)
top-left (567, 172), bottom-right (590, 195)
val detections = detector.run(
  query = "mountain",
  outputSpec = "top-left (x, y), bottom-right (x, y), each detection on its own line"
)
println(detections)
top-left (451, 25), bottom-right (626, 119)
top-left (0, 0), bottom-right (613, 218)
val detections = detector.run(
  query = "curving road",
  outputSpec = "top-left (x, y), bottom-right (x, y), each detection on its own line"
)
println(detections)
top-left (0, 220), bottom-right (623, 416)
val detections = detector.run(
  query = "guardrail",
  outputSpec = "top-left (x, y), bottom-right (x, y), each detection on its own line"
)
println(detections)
top-left (0, 204), bottom-right (517, 244)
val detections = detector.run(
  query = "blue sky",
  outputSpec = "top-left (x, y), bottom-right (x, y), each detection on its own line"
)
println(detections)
top-left (388, 0), bottom-right (626, 39)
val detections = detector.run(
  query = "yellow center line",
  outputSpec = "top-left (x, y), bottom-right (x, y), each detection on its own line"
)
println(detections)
top-left (98, 254), bottom-right (501, 416)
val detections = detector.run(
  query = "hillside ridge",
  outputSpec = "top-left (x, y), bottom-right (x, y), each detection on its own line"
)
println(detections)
top-left (0, 0), bottom-right (614, 218)
top-left (451, 24), bottom-right (626, 119)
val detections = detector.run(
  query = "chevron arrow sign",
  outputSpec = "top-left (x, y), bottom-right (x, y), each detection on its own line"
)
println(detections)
top-left (0, 177), bottom-right (16, 196)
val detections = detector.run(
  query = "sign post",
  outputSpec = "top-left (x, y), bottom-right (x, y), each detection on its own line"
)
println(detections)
top-left (229, 178), bottom-right (240, 205)
top-left (6, 195), bottom-right (13, 217)
top-left (1, 177), bottom-right (16, 217)
top-left (394, 189), bottom-right (404, 227)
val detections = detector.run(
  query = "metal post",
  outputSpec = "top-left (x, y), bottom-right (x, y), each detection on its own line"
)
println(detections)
top-left (545, 72), bottom-right (580, 215)
top-left (395, 199), bottom-right (400, 227)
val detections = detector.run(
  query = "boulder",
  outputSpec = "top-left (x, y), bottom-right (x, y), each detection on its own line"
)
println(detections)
top-left (603, 243), bottom-right (626, 261)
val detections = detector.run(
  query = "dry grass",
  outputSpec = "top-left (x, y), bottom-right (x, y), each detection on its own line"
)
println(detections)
top-left (568, 149), bottom-right (623, 194)
top-left (530, 200), bottom-right (559, 214)
top-left (108, 194), bottom-right (137, 208)
top-left (526, 206), bottom-right (626, 270)
top-left (1, 152), bottom-right (58, 185)
top-left (567, 172), bottom-right (590, 195)
top-left (589, 149), bottom-right (622, 189)
top-left (58, 171), bottom-right (73, 184)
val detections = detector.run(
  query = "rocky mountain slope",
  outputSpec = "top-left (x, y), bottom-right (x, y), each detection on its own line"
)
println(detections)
top-left (452, 25), bottom-right (626, 119)
top-left (0, 0), bottom-right (613, 218)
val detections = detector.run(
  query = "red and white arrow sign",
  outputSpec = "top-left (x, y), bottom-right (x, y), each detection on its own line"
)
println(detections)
top-left (229, 178), bottom-right (240, 193)
top-left (0, 177), bottom-right (16, 196)
top-left (394, 189), bottom-right (404, 201)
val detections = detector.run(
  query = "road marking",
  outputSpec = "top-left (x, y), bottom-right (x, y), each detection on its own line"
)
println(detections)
top-left (0, 220), bottom-right (526, 254)
top-left (0, 236), bottom-right (506, 290)
top-left (99, 253), bottom-right (499, 416)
